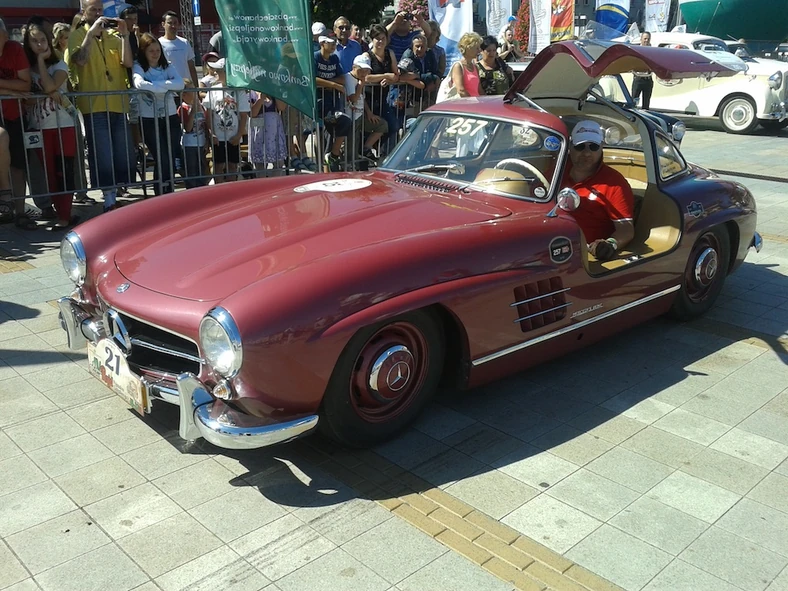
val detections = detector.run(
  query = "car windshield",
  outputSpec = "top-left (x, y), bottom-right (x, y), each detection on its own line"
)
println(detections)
top-left (380, 114), bottom-right (564, 201)
top-left (693, 39), bottom-right (728, 52)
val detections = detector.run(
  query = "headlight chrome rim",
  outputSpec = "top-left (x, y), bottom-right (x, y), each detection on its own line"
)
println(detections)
top-left (61, 231), bottom-right (86, 286)
top-left (768, 71), bottom-right (783, 90)
top-left (671, 121), bottom-right (687, 143)
top-left (199, 307), bottom-right (243, 379)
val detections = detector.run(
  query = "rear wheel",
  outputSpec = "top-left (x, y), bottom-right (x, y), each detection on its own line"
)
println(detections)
top-left (671, 226), bottom-right (730, 320)
top-left (319, 310), bottom-right (445, 448)
top-left (719, 96), bottom-right (758, 134)
top-left (759, 119), bottom-right (788, 131)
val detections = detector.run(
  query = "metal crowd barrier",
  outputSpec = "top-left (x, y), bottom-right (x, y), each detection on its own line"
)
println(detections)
top-left (0, 81), bottom-right (438, 209)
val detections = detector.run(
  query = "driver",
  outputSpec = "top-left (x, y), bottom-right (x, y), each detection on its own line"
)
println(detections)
top-left (563, 120), bottom-right (635, 261)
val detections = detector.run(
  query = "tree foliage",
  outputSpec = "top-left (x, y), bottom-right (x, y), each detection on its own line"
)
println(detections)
top-left (513, 1), bottom-right (530, 49)
top-left (311, 0), bottom-right (392, 28)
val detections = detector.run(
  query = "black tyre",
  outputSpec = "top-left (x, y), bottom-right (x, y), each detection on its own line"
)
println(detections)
top-left (671, 226), bottom-right (730, 320)
top-left (759, 119), bottom-right (788, 132)
top-left (719, 96), bottom-right (758, 134)
top-left (319, 309), bottom-right (445, 448)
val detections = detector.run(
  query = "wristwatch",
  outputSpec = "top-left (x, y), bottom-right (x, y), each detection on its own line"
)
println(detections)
top-left (605, 237), bottom-right (619, 251)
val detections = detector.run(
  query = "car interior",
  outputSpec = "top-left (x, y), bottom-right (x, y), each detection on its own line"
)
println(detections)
top-left (388, 93), bottom-right (685, 276)
top-left (526, 97), bottom-right (684, 275)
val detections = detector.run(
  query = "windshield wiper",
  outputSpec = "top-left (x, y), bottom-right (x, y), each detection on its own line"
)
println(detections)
top-left (401, 162), bottom-right (466, 175)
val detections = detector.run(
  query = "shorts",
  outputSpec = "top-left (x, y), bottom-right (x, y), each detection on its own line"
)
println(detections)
top-left (213, 141), bottom-right (240, 164)
top-left (2, 118), bottom-right (27, 170)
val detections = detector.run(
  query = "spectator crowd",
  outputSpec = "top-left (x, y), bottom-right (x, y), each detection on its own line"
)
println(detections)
top-left (0, 2), bottom-right (528, 230)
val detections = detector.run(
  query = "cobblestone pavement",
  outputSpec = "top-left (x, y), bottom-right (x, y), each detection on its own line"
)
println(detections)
top-left (1, 124), bottom-right (787, 591)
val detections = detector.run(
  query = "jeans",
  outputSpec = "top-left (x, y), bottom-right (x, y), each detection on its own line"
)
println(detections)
top-left (83, 111), bottom-right (135, 206)
top-left (141, 115), bottom-right (182, 195)
top-left (183, 146), bottom-right (208, 189)
top-left (631, 76), bottom-right (654, 110)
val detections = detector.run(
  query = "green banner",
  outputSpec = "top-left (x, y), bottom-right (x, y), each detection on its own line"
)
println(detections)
top-left (217, 0), bottom-right (315, 117)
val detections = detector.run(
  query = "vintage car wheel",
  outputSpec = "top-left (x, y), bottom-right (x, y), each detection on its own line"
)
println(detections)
top-left (719, 96), bottom-right (758, 134)
top-left (320, 310), bottom-right (445, 448)
top-left (671, 227), bottom-right (730, 320)
top-left (759, 119), bottom-right (788, 132)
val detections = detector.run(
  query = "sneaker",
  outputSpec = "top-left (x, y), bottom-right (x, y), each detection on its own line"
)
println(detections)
top-left (362, 148), bottom-right (377, 162)
top-left (324, 152), bottom-right (341, 172)
top-left (290, 156), bottom-right (304, 171)
top-left (301, 157), bottom-right (318, 172)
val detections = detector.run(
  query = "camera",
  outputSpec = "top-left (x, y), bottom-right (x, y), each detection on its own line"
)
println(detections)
top-left (103, 18), bottom-right (119, 28)
top-left (403, 12), bottom-right (413, 19)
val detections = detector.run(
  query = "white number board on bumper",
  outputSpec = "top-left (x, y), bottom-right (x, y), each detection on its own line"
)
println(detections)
top-left (88, 339), bottom-right (148, 415)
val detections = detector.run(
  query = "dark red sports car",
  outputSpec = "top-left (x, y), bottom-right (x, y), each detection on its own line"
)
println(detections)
top-left (59, 41), bottom-right (761, 449)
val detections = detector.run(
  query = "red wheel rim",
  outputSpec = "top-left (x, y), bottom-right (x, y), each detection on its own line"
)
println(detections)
top-left (349, 322), bottom-right (430, 424)
top-left (685, 233), bottom-right (722, 304)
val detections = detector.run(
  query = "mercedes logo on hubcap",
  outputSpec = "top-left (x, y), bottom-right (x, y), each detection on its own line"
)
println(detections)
top-left (386, 360), bottom-right (411, 392)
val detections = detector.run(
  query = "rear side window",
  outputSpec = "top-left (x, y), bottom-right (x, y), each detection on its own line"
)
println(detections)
top-left (655, 134), bottom-right (687, 180)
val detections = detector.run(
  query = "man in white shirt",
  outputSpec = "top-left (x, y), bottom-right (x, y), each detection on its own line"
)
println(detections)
top-left (158, 11), bottom-right (197, 87)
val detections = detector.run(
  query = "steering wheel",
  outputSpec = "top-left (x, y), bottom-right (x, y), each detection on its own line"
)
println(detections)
top-left (494, 158), bottom-right (549, 188)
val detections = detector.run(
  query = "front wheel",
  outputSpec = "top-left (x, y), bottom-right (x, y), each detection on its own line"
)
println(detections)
top-left (670, 226), bottom-right (730, 320)
top-left (759, 118), bottom-right (788, 132)
top-left (719, 96), bottom-right (758, 134)
top-left (319, 310), bottom-right (445, 448)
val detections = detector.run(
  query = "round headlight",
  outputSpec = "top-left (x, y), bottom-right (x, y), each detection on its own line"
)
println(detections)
top-left (199, 307), bottom-right (243, 378)
top-left (60, 232), bottom-right (86, 286)
top-left (768, 71), bottom-right (783, 90)
top-left (604, 126), bottom-right (622, 145)
top-left (671, 121), bottom-right (687, 142)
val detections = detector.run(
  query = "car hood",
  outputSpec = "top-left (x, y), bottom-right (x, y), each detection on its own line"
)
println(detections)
top-left (505, 40), bottom-right (746, 102)
top-left (739, 57), bottom-right (788, 76)
top-left (114, 173), bottom-right (512, 301)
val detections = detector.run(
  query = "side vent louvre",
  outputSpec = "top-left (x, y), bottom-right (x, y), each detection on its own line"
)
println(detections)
top-left (511, 278), bottom-right (570, 332)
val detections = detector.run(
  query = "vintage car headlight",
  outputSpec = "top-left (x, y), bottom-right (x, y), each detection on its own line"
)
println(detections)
top-left (671, 121), bottom-right (687, 143)
top-left (60, 232), bottom-right (86, 286)
top-left (604, 126), bottom-right (622, 145)
top-left (769, 71), bottom-right (783, 90)
top-left (199, 307), bottom-right (243, 378)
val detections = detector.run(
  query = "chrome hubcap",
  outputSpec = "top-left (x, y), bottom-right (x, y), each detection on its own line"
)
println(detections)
top-left (694, 247), bottom-right (718, 286)
top-left (368, 345), bottom-right (414, 403)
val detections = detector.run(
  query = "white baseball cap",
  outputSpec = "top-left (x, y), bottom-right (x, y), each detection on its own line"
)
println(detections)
top-left (571, 120), bottom-right (603, 146)
top-left (353, 53), bottom-right (372, 69)
top-left (319, 35), bottom-right (337, 44)
top-left (312, 22), bottom-right (327, 36)
top-left (207, 57), bottom-right (226, 69)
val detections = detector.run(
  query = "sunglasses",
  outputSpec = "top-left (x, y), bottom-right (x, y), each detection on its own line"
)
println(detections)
top-left (572, 142), bottom-right (601, 152)
top-left (337, 25), bottom-right (350, 30)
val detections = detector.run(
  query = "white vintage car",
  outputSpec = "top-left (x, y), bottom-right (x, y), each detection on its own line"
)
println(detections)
top-left (630, 33), bottom-right (788, 133)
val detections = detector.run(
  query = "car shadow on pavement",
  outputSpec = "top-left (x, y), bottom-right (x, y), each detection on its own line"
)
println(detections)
top-left (138, 260), bottom-right (787, 510)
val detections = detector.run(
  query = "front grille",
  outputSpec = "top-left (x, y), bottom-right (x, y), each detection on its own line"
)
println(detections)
top-left (511, 278), bottom-right (570, 332)
top-left (116, 311), bottom-right (201, 376)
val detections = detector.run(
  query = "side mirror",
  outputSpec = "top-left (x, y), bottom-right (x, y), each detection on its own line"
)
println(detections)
top-left (546, 188), bottom-right (580, 218)
top-left (557, 188), bottom-right (580, 211)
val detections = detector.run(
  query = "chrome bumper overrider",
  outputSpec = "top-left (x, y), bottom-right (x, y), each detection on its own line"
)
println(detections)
top-left (57, 296), bottom-right (319, 450)
top-left (767, 101), bottom-right (787, 121)
top-left (750, 232), bottom-right (763, 253)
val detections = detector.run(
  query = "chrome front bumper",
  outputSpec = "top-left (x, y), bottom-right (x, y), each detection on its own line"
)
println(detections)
top-left (766, 101), bottom-right (787, 121)
top-left (58, 296), bottom-right (319, 450)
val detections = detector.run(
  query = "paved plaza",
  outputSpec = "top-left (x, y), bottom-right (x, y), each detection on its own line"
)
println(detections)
top-left (1, 122), bottom-right (787, 591)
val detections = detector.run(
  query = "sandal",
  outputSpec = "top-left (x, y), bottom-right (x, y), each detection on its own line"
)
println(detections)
top-left (48, 215), bottom-right (81, 232)
top-left (14, 214), bottom-right (37, 231)
top-left (73, 193), bottom-right (96, 204)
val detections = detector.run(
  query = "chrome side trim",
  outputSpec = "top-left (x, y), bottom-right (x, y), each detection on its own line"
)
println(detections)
top-left (130, 337), bottom-right (203, 363)
top-left (513, 302), bottom-right (572, 324)
top-left (510, 287), bottom-right (571, 307)
top-left (473, 285), bottom-right (681, 367)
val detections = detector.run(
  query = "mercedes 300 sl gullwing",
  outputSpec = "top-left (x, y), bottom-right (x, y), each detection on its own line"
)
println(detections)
top-left (59, 41), bottom-right (762, 449)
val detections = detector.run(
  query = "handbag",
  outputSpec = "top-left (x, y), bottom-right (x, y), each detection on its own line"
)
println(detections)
top-left (436, 74), bottom-right (458, 103)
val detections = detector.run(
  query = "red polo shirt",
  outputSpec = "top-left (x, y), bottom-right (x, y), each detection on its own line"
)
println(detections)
top-left (563, 162), bottom-right (634, 243)
top-left (0, 41), bottom-right (28, 121)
